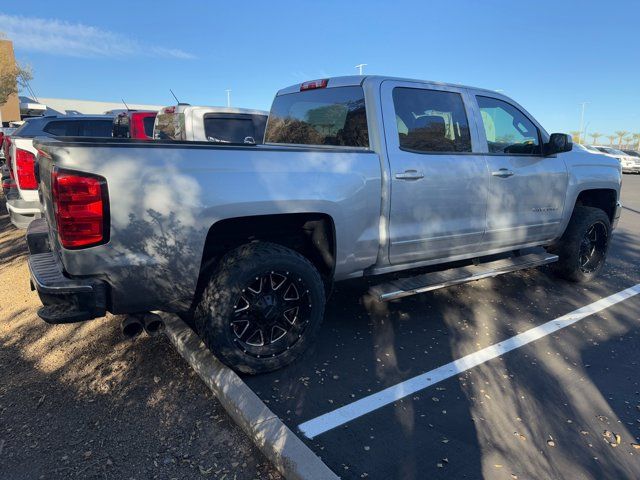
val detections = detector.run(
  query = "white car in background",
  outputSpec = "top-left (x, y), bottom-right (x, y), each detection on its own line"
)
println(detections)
top-left (594, 146), bottom-right (639, 174)
top-left (574, 143), bottom-right (600, 154)
top-left (153, 104), bottom-right (268, 144)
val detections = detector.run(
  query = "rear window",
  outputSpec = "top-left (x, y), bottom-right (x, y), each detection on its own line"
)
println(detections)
top-left (265, 86), bottom-right (369, 147)
top-left (154, 111), bottom-right (184, 140)
top-left (204, 114), bottom-right (267, 144)
top-left (143, 116), bottom-right (156, 137)
top-left (43, 120), bottom-right (113, 137)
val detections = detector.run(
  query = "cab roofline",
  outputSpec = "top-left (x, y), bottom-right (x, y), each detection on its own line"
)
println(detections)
top-left (276, 75), bottom-right (506, 97)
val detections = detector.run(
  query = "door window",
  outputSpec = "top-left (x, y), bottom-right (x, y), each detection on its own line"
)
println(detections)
top-left (392, 87), bottom-right (472, 153)
top-left (477, 96), bottom-right (541, 154)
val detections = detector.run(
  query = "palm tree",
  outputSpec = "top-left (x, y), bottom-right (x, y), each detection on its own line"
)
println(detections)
top-left (632, 133), bottom-right (640, 151)
top-left (614, 130), bottom-right (629, 147)
top-left (607, 135), bottom-right (616, 145)
top-left (590, 132), bottom-right (602, 145)
top-left (569, 131), bottom-right (581, 143)
top-left (623, 136), bottom-right (633, 148)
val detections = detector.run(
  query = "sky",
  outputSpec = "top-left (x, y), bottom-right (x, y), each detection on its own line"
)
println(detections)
top-left (1, 0), bottom-right (639, 138)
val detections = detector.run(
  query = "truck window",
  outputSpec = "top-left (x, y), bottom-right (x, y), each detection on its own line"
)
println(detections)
top-left (44, 120), bottom-right (113, 137)
top-left (392, 88), bottom-right (472, 153)
top-left (204, 114), bottom-right (265, 144)
top-left (265, 86), bottom-right (369, 147)
top-left (477, 96), bottom-right (541, 155)
top-left (143, 116), bottom-right (156, 138)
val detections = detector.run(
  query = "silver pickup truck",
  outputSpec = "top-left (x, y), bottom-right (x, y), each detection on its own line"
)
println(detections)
top-left (27, 75), bottom-right (621, 373)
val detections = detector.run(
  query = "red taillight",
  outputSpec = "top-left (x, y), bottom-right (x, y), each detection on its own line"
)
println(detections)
top-left (300, 79), bottom-right (328, 91)
top-left (15, 148), bottom-right (38, 189)
top-left (52, 169), bottom-right (109, 249)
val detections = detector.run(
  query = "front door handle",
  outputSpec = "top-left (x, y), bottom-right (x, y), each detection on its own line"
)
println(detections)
top-left (491, 168), bottom-right (514, 178)
top-left (395, 170), bottom-right (424, 180)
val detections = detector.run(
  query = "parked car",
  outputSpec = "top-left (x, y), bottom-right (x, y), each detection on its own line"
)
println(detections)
top-left (0, 127), bottom-right (17, 162)
top-left (621, 149), bottom-right (640, 173)
top-left (594, 146), bottom-right (639, 173)
top-left (28, 75), bottom-right (621, 374)
top-left (153, 104), bottom-right (268, 143)
top-left (574, 143), bottom-right (600, 154)
top-left (112, 110), bottom-right (157, 140)
top-left (4, 115), bottom-right (114, 228)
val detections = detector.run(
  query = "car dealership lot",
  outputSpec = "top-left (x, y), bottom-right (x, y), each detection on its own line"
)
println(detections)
top-left (1, 175), bottom-right (639, 480)
top-left (241, 174), bottom-right (640, 479)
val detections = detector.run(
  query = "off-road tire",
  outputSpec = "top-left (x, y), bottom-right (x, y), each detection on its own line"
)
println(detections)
top-left (548, 206), bottom-right (611, 283)
top-left (194, 242), bottom-right (325, 374)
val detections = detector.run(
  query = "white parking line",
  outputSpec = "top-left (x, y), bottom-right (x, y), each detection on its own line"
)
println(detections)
top-left (298, 283), bottom-right (640, 439)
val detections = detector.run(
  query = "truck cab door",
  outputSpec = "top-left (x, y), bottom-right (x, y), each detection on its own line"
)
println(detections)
top-left (472, 94), bottom-right (568, 248)
top-left (381, 80), bottom-right (489, 265)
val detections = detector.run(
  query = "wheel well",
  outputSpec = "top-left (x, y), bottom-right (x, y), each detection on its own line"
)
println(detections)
top-left (574, 189), bottom-right (617, 222)
top-left (191, 213), bottom-right (336, 311)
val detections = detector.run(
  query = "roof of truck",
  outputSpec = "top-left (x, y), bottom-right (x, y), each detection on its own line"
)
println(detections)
top-left (276, 75), bottom-right (506, 96)
top-left (158, 105), bottom-right (268, 116)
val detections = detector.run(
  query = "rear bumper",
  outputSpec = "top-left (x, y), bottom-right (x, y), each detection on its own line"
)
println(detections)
top-left (7, 197), bottom-right (41, 229)
top-left (27, 218), bottom-right (107, 324)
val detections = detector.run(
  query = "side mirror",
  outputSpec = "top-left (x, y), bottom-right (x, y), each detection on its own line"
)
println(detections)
top-left (544, 133), bottom-right (573, 156)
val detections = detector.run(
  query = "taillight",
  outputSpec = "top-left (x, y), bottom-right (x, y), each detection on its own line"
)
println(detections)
top-left (52, 169), bottom-right (109, 249)
top-left (15, 148), bottom-right (38, 189)
top-left (300, 79), bottom-right (328, 91)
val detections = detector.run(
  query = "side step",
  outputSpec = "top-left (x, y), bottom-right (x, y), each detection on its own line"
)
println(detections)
top-left (370, 252), bottom-right (558, 302)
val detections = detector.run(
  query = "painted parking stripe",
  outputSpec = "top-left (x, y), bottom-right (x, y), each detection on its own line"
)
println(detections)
top-left (298, 283), bottom-right (640, 439)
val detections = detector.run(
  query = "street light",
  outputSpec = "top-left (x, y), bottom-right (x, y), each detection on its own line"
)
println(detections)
top-left (578, 102), bottom-right (588, 144)
top-left (355, 64), bottom-right (367, 75)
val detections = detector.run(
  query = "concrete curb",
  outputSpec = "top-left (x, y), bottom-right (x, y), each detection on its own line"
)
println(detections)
top-left (161, 313), bottom-right (339, 480)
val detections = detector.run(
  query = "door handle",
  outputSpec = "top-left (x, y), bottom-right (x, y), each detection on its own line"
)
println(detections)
top-left (395, 170), bottom-right (424, 180)
top-left (491, 168), bottom-right (514, 178)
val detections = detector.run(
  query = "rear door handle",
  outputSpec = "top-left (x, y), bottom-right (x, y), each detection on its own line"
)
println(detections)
top-left (395, 170), bottom-right (424, 180)
top-left (491, 168), bottom-right (514, 178)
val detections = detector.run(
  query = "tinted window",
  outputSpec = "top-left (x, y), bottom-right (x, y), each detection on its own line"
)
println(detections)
top-left (143, 116), bottom-right (156, 138)
top-left (393, 88), bottom-right (471, 153)
top-left (265, 86), bottom-right (368, 147)
top-left (204, 114), bottom-right (265, 144)
top-left (477, 96), bottom-right (540, 154)
top-left (43, 119), bottom-right (113, 137)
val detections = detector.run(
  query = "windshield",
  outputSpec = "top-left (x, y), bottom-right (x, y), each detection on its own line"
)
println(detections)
top-left (265, 86), bottom-right (369, 147)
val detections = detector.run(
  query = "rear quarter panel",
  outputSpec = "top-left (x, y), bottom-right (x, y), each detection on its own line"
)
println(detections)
top-left (37, 141), bottom-right (382, 313)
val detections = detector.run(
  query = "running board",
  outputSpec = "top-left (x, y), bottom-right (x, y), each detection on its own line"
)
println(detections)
top-left (371, 252), bottom-right (558, 302)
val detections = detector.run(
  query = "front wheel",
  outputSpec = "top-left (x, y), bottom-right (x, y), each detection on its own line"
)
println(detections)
top-left (194, 242), bottom-right (325, 374)
top-left (548, 206), bottom-right (611, 283)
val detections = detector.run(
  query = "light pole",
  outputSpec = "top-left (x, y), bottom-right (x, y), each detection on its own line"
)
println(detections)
top-left (355, 64), bottom-right (367, 75)
top-left (578, 102), bottom-right (588, 144)
top-left (225, 89), bottom-right (231, 108)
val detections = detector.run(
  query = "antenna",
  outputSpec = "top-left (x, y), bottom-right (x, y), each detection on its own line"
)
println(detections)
top-left (121, 98), bottom-right (130, 111)
top-left (169, 89), bottom-right (180, 103)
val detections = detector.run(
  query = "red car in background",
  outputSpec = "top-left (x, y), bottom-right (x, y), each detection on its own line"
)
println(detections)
top-left (112, 110), bottom-right (157, 139)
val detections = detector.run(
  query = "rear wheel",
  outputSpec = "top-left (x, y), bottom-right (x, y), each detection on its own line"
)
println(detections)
top-left (548, 206), bottom-right (611, 283)
top-left (194, 242), bottom-right (325, 374)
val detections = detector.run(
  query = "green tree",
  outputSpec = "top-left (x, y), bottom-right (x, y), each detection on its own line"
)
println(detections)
top-left (0, 32), bottom-right (33, 106)
top-left (590, 132), bottom-right (602, 145)
top-left (614, 130), bottom-right (628, 147)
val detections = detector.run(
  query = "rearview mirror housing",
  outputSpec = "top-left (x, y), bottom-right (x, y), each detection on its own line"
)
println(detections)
top-left (544, 133), bottom-right (573, 156)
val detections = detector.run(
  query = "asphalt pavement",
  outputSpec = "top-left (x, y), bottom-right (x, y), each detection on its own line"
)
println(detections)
top-left (244, 174), bottom-right (640, 480)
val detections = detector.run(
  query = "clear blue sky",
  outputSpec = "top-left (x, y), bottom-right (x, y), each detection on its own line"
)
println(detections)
top-left (2, 1), bottom-right (639, 137)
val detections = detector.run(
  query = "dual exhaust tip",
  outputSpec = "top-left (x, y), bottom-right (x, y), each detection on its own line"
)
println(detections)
top-left (121, 313), bottom-right (164, 339)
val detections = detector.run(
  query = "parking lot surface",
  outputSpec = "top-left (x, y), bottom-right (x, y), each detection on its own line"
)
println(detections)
top-left (0, 196), bottom-right (280, 480)
top-left (244, 174), bottom-right (640, 480)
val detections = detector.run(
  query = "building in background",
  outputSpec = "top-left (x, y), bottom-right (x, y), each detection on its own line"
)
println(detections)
top-left (0, 39), bottom-right (21, 125)
top-left (19, 96), bottom-right (163, 118)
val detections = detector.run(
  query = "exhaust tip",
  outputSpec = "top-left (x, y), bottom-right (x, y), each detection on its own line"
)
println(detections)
top-left (121, 315), bottom-right (144, 338)
top-left (142, 313), bottom-right (164, 337)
